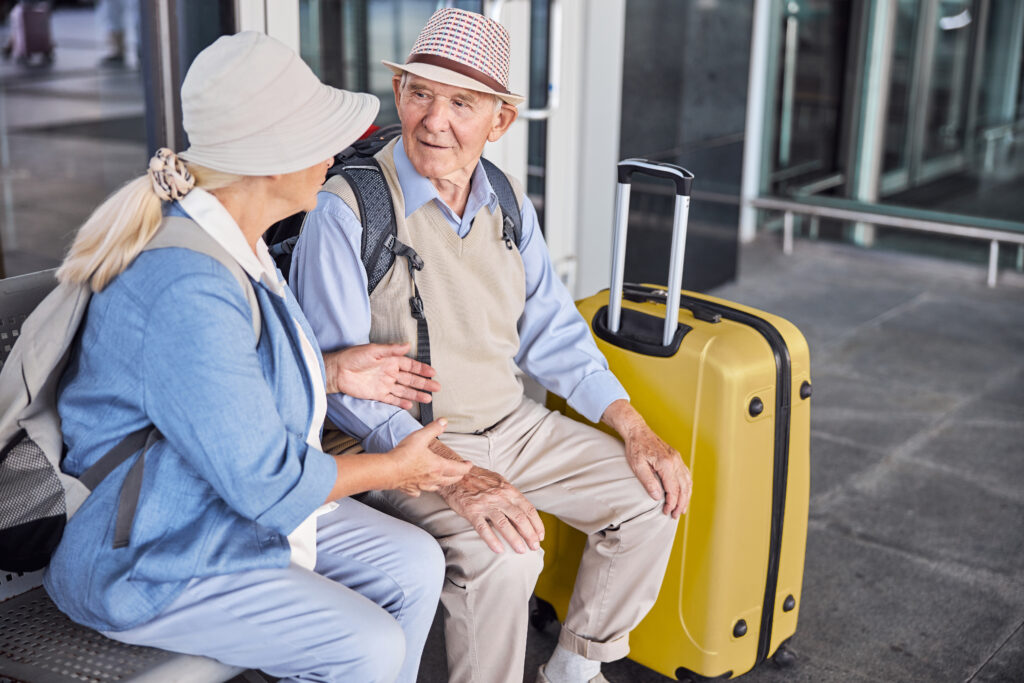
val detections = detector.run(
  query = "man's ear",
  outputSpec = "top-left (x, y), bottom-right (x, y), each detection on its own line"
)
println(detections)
top-left (392, 75), bottom-right (403, 109)
top-left (487, 102), bottom-right (519, 143)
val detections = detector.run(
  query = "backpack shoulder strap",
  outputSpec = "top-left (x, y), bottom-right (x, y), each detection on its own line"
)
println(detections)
top-left (144, 216), bottom-right (261, 339)
top-left (322, 161), bottom-right (399, 295)
top-left (322, 161), bottom-right (434, 424)
top-left (480, 158), bottom-right (523, 249)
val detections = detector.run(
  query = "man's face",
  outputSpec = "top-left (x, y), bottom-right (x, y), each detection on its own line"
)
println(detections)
top-left (393, 74), bottom-right (514, 185)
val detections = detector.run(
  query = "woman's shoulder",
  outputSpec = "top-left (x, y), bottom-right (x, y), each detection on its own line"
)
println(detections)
top-left (111, 247), bottom-right (247, 306)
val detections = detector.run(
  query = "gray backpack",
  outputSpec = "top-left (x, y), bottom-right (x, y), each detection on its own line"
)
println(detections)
top-left (0, 217), bottom-right (260, 573)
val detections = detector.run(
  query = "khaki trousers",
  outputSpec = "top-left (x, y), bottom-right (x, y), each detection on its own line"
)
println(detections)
top-left (327, 397), bottom-right (678, 683)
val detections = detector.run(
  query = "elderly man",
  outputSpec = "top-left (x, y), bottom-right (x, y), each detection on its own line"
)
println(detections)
top-left (290, 9), bottom-right (692, 683)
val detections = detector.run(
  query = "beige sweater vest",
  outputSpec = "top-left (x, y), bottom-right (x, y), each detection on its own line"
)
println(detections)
top-left (326, 140), bottom-right (527, 433)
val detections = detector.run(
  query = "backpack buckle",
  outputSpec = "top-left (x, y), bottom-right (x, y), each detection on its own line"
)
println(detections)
top-left (409, 294), bottom-right (425, 320)
top-left (502, 215), bottom-right (515, 250)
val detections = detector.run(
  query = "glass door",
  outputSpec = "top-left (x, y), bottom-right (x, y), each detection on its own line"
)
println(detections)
top-left (767, 0), bottom-right (854, 197)
top-left (880, 0), bottom-right (981, 195)
top-left (918, 0), bottom-right (974, 181)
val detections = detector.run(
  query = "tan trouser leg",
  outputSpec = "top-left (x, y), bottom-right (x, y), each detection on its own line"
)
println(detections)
top-left (380, 397), bottom-right (678, 682)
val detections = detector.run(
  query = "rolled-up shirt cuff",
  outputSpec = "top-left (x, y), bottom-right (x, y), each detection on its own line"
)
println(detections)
top-left (256, 445), bottom-right (338, 534)
top-left (363, 410), bottom-right (423, 453)
top-left (566, 370), bottom-right (630, 423)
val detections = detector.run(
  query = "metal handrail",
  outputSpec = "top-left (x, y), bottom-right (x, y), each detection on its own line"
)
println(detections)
top-left (749, 195), bottom-right (1024, 287)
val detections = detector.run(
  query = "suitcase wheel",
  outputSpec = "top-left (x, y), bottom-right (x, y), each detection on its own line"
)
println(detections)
top-left (529, 596), bottom-right (558, 632)
top-left (771, 642), bottom-right (796, 668)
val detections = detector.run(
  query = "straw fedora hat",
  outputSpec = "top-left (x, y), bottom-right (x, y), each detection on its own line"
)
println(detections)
top-left (382, 8), bottom-right (525, 106)
top-left (179, 31), bottom-right (379, 176)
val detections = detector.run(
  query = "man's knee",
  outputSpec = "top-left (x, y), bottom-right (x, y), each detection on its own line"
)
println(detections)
top-left (468, 546), bottom-right (544, 595)
top-left (616, 500), bottom-right (679, 551)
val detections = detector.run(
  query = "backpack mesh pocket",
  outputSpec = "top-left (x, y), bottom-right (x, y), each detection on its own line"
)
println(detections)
top-left (0, 434), bottom-right (66, 530)
top-left (0, 434), bottom-right (67, 572)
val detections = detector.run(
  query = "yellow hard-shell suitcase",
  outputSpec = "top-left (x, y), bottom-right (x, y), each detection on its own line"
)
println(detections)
top-left (534, 160), bottom-right (811, 681)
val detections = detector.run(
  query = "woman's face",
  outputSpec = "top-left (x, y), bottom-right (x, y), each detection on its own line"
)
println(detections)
top-left (280, 157), bottom-right (334, 213)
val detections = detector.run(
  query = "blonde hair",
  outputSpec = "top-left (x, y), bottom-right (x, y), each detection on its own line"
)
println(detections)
top-left (57, 163), bottom-right (243, 292)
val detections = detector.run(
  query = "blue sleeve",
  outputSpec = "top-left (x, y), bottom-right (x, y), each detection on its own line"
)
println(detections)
top-left (514, 196), bottom-right (629, 423)
top-left (140, 269), bottom-right (337, 535)
top-left (289, 191), bottom-right (422, 452)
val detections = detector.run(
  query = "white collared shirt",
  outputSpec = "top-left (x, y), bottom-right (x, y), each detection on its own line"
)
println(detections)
top-left (178, 189), bottom-right (333, 570)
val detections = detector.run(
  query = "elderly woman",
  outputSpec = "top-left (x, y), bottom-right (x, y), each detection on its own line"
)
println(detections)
top-left (42, 32), bottom-right (469, 683)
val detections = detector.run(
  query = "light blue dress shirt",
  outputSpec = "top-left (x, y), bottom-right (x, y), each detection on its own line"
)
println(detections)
top-left (290, 139), bottom-right (628, 453)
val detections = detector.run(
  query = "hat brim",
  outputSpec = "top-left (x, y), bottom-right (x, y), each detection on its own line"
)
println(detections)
top-left (383, 60), bottom-right (525, 106)
top-left (181, 86), bottom-right (380, 176)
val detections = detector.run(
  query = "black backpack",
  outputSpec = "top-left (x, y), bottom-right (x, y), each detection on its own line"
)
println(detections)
top-left (265, 125), bottom-right (525, 424)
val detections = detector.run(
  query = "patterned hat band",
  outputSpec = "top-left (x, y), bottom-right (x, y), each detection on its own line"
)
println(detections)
top-left (148, 148), bottom-right (195, 202)
top-left (406, 53), bottom-right (510, 95)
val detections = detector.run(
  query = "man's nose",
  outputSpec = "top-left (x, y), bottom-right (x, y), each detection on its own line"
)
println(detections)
top-left (422, 98), bottom-right (449, 132)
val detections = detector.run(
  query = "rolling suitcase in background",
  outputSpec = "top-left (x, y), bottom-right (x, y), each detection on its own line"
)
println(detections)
top-left (536, 159), bottom-right (812, 681)
top-left (4, 1), bottom-right (54, 65)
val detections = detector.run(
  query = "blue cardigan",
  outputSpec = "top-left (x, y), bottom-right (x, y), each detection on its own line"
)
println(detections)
top-left (44, 245), bottom-right (337, 632)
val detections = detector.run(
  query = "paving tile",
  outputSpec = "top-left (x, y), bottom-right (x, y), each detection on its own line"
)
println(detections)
top-left (808, 432), bottom-right (888, 504)
top-left (789, 526), bottom-right (1023, 682)
top-left (885, 295), bottom-right (1024, 356)
top-left (825, 327), bottom-right (1014, 396)
top-left (808, 368), bottom-right (955, 454)
top-left (908, 420), bottom-right (1024, 504)
top-left (821, 459), bottom-right (1024, 577)
top-left (959, 366), bottom-right (1024, 424)
top-left (810, 366), bottom-right (960, 416)
top-left (970, 621), bottom-right (1024, 682)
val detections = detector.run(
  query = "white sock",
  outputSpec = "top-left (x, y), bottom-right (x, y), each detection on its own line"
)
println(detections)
top-left (543, 644), bottom-right (601, 683)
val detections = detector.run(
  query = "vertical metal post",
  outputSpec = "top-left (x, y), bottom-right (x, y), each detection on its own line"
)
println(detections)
top-left (0, 83), bottom-right (16, 276)
top-left (778, 2), bottom-right (800, 168)
top-left (739, 0), bottom-right (776, 243)
top-left (663, 195), bottom-right (691, 346)
top-left (156, 0), bottom-right (177, 151)
top-left (1017, 245), bottom-right (1023, 272)
top-left (987, 240), bottom-right (999, 288)
top-left (607, 182), bottom-right (632, 333)
top-left (964, 0), bottom-right (989, 163)
top-left (783, 211), bottom-right (794, 255)
top-left (851, 0), bottom-right (896, 248)
top-left (809, 215), bottom-right (820, 239)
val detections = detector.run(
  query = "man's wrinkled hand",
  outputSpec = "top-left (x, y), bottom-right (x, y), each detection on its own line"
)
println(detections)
top-left (389, 419), bottom-right (471, 495)
top-left (623, 423), bottom-right (692, 518)
top-left (323, 342), bottom-right (441, 408)
top-left (602, 398), bottom-right (692, 518)
top-left (431, 443), bottom-right (544, 554)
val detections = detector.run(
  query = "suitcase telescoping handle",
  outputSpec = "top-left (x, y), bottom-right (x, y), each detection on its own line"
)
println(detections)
top-left (608, 159), bottom-right (695, 347)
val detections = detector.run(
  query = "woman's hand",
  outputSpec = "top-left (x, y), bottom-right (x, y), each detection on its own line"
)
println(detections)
top-left (389, 419), bottom-right (472, 496)
top-left (323, 342), bottom-right (441, 408)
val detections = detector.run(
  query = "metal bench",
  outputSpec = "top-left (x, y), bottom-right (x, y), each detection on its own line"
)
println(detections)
top-left (0, 270), bottom-right (249, 683)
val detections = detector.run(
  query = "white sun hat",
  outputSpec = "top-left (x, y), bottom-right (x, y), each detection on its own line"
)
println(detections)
top-left (179, 31), bottom-right (379, 176)
top-left (382, 8), bottom-right (525, 106)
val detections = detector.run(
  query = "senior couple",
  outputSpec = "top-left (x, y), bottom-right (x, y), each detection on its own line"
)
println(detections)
top-left (45, 9), bottom-right (692, 683)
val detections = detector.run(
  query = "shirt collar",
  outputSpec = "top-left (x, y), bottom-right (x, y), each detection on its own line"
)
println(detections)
top-left (176, 188), bottom-right (285, 296)
top-left (392, 137), bottom-right (499, 223)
